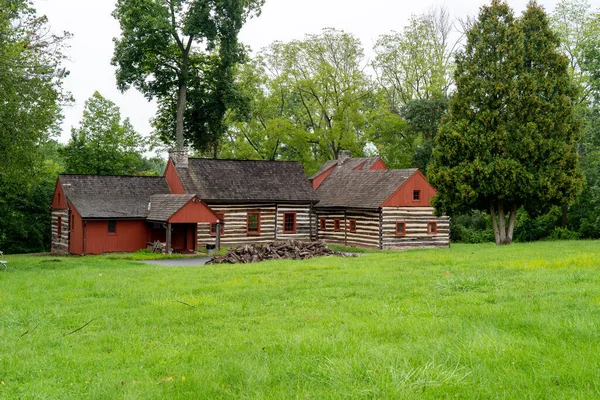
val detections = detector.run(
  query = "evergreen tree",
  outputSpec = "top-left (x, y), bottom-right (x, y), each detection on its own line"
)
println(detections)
top-left (428, 0), bottom-right (583, 245)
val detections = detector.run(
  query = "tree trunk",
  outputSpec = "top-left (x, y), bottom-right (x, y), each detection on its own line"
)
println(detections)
top-left (175, 53), bottom-right (189, 150)
top-left (490, 201), bottom-right (518, 245)
top-left (490, 203), bottom-right (500, 245)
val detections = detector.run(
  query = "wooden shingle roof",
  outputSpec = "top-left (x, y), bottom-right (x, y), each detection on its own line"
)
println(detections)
top-left (315, 168), bottom-right (417, 210)
top-left (59, 175), bottom-right (171, 219)
top-left (309, 157), bottom-right (382, 179)
top-left (176, 159), bottom-right (319, 203)
top-left (146, 194), bottom-right (196, 222)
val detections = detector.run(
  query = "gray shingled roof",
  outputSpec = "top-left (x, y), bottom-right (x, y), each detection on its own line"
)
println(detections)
top-left (309, 157), bottom-right (383, 179)
top-left (176, 159), bottom-right (319, 203)
top-left (315, 168), bottom-right (417, 209)
top-left (59, 175), bottom-right (171, 219)
top-left (146, 194), bottom-right (197, 222)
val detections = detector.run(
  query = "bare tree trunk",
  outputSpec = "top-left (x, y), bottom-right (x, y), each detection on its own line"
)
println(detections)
top-left (490, 203), bottom-right (501, 245)
top-left (491, 201), bottom-right (516, 245)
top-left (497, 202), bottom-right (507, 244)
top-left (175, 53), bottom-right (189, 150)
top-left (506, 203), bottom-right (518, 244)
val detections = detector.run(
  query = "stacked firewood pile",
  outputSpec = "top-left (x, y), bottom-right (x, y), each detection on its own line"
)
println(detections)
top-left (207, 240), bottom-right (352, 264)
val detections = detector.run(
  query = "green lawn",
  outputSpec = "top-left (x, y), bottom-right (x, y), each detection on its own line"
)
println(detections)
top-left (1, 241), bottom-right (600, 399)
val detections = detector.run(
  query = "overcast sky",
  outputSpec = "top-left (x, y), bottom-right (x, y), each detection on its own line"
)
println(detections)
top-left (32, 0), bottom-right (594, 144)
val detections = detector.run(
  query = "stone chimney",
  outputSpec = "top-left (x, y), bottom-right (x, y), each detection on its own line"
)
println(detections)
top-left (337, 150), bottom-right (352, 163)
top-left (169, 148), bottom-right (189, 168)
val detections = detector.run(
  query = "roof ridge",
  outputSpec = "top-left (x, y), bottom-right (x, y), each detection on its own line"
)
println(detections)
top-left (60, 174), bottom-right (165, 178)
top-left (187, 158), bottom-right (302, 163)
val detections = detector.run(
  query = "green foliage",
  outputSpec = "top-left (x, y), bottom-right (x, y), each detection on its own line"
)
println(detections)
top-left (513, 206), bottom-right (562, 242)
top-left (112, 0), bottom-right (264, 152)
top-left (373, 7), bottom-right (455, 109)
top-left (429, 0), bottom-right (583, 245)
top-left (0, 1), bottom-right (69, 254)
top-left (3, 242), bottom-right (600, 397)
top-left (0, 0), bottom-right (70, 187)
top-left (62, 92), bottom-right (159, 176)
top-left (450, 211), bottom-right (495, 243)
top-left (223, 29), bottom-right (374, 173)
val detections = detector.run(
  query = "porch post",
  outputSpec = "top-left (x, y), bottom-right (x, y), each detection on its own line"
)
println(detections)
top-left (215, 222), bottom-right (221, 252)
top-left (166, 223), bottom-right (172, 254)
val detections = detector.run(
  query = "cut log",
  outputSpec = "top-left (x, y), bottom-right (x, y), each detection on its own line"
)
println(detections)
top-left (207, 240), bottom-right (353, 264)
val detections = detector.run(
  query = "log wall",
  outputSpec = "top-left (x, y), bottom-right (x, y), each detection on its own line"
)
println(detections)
top-left (51, 210), bottom-right (69, 254)
top-left (381, 207), bottom-right (450, 249)
top-left (316, 209), bottom-right (381, 249)
top-left (197, 203), bottom-right (312, 248)
top-left (276, 204), bottom-right (311, 241)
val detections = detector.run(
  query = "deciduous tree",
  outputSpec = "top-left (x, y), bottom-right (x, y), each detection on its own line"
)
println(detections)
top-left (112, 0), bottom-right (263, 152)
top-left (62, 92), bottom-right (156, 176)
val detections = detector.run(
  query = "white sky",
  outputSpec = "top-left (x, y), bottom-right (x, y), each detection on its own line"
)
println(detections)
top-left (32, 0), bottom-right (594, 144)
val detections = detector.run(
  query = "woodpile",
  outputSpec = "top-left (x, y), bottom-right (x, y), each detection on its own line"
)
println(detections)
top-left (207, 240), bottom-right (353, 264)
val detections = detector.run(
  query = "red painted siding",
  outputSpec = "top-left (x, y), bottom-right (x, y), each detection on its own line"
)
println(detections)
top-left (85, 220), bottom-right (150, 255)
top-left (51, 178), bottom-right (67, 210)
top-left (353, 161), bottom-right (366, 170)
top-left (70, 205), bottom-right (84, 255)
top-left (311, 165), bottom-right (336, 190)
top-left (164, 159), bottom-right (185, 194)
top-left (381, 170), bottom-right (437, 207)
top-left (370, 158), bottom-right (388, 170)
top-left (169, 198), bottom-right (220, 223)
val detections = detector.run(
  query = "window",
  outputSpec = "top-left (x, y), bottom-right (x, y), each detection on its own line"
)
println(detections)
top-left (108, 220), bottom-right (117, 234)
top-left (349, 220), bottom-right (357, 233)
top-left (57, 216), bottom-right (62, 238)
top-left (319, 218), bottom-right (326, 231)
top-left (210, 212), bottom-right (225, 236)
top-left (70, 215), bottom-right (74, 231)
top-left (413, 190), bottom-right (421, 201)
top-left (247, 212), bottom-right (261, 235)
top-left (283, 212), bottom-right (296, 233)
top-left (396, 221), bottom-right (406, 236)
top-left (427, 221), bottom-right (437, 235)
top-left (58, 192), bottom-right (61, 205)
top-left (334, 219), bottom-right (341, 232)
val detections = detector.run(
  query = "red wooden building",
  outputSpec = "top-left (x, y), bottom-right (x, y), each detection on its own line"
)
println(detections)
top-left (310, 154), bottom-right (449, 249)
top-left (163, 153), bottom-right (319, 248)
top-left (51, 175), bottom-right (220, 255)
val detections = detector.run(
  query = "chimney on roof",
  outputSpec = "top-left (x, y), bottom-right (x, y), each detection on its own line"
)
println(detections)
top-left (169, 148), bottom-right (189, 168)
top-left (338, 150), bottom-right (351, 163)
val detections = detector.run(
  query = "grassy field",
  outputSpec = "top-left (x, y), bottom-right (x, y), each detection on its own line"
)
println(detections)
top-left (1, 241), bottom-right (600, 399)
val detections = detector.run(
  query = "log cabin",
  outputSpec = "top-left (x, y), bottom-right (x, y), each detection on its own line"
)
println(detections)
top-left (50, 175), bottom-right (221, 255)
top-left (310, 154), bottom-right (450, 249)
top-left (163, 151), bottom-right (320, 248)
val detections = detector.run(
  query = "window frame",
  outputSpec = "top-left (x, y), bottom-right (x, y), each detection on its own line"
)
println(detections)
top-left (107, 220), bottom-right (117, 234)
top-left (427, 221), bottom-right (438, 235)
top-left (210, 212), bottom-right (225, 236)
top-left (334, 218), bottom-right (341, 232)
top-left (57, 216), bottom-right (62, 238)
top-left (283, 212), bottom-right (297, 234)
top-left (413, 190), bottom-right (421, 201)
top-left (349, 219), bottom-right (357, 233)
top-left (319, 218), bottom-right (327, 231)
top-left (246, 212), bottom-right (261, 235)
top-left (395, 221), bottom-right (407, 236)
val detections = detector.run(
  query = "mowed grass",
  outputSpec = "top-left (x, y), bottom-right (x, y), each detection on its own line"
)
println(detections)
top-left (1, 242), bottom-right (600, 399)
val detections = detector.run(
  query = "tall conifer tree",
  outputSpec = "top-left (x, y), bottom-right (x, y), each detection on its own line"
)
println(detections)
top-left (428, 0), bottom-right (582, 245)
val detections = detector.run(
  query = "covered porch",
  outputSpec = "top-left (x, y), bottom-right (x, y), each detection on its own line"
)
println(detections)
top-left (146, 194), bottom-right (222, 254)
